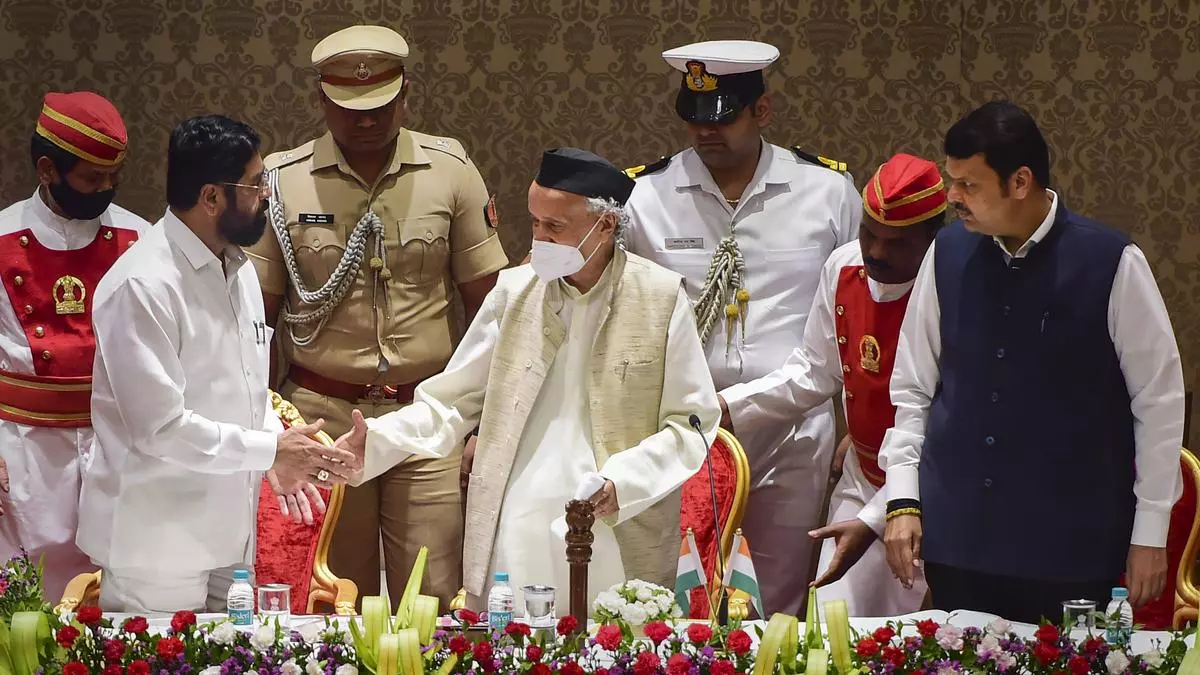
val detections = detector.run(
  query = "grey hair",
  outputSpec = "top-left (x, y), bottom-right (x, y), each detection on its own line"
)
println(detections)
top-left (585, 196), bottom-right (632, 246)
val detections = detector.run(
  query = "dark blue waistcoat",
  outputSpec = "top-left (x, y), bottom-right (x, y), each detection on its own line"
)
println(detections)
top-left (921, 202), bottom-right (1135, 582)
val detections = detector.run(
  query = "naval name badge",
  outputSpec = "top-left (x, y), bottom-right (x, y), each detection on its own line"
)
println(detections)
top-left (299, 213), bottom-right (335, 224)
top-left (859, 334), bottom-right (881, 373)
top-left (664, 237), bottom-right (705, 250)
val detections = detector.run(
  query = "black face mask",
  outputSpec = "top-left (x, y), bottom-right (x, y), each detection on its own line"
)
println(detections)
top-left (218, 199), bottom-right (269, 247)
top-left (47, 180), bottom-right (116, 221)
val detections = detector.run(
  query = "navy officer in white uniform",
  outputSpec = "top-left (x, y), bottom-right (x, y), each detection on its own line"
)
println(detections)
top-left (623, 40), bottom-right (862, 616)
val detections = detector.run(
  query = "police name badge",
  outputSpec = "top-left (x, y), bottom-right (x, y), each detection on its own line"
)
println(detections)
top-left (299, 213), bottom-right (335, 224)
top-left (664, 237), bottom-right (704, 250)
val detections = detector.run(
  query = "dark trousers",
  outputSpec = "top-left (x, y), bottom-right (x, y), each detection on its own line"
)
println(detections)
top-left (924, 561), bottom-right (1115, 625)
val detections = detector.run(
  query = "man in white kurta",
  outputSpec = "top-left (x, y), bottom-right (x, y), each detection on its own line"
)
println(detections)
top-left (78, 115), bottom-right (353, 613)
top-left (340, 148), bottom-right (720, 612)
top-left (0, 92), bottom-right (149, 600)
top-left (719, 154), bottom-right (947, 617)
top-left (624, 41), bottom-right (860, 615)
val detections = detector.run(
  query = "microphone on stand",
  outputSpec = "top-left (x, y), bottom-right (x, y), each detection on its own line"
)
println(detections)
top-left (689, 413), bottom-right (729, 625)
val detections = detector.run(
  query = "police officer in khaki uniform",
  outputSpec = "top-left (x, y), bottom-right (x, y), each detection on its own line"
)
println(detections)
top-left (246, 25), bottom-right (508, 609)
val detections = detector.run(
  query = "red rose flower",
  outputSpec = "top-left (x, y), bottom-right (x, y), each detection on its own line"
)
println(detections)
top-left (505, 621), bottom-right (532, 639)
top-left (1083, 637), bottom-right (1105, 655)
top-left (596, 624), bottom-right (623, 650)
top-left (727, 628), bottom-right (752, 655)
top-left (916, 619), bottom-right (939, 638)
top-left (56, 625), bottom-right (81, 649)
top-left (711, 660), bottom-right (735, 675)
top-left (64, 662), bottom-right (88, 675)
top-left (129, 661), bottom-right (150, 675)
top-left (882, 646), bottom-right (905, 667)
top-left (560, 662), bottom-right (585, 675)
top-left (527, 645), bottom-right (544, 661)
top-left (1036, 624), bottom-right (1060, 644)
top-left (122, 617), bottom-right (149, 634)
top-left (855, 638), bottom-right (880, 658)
top-left (687, 622), bottom-right (713, 645)
top-left (531, 665), bottom-right (552, 675)
top-left (667, 654), bottom-right (692, 675)
top-left (157, 636), bottom-right (185, 660)
top-left (103, 665), bottom-right (123, 675)
top-left (171, 610), bottom-right (197, 633)
top-left (459, 609), bottom-right (480, 625)
top-left (633, 652), bottom-right (661, 675)
top-left (77, 605), bottom-right (103, 625)
top-left (104, 639), bottom-right (127, 661)
top-left (872, 626), bottom-right (896, 644)
top-left (556, 615), bottom-right (579, 636)
top-left (1034, 642), bottom-right (1061, 665)
top-left (1068, 655), bottom-right (1089, 675)
top-left (449, 635), bottom-right (471, 655)
top-left (644, 621), bottom-right (673, 644)
top-left (595, 669), bottom-right (610, 675)
top-left (472, 640), bottom-right (494, 664)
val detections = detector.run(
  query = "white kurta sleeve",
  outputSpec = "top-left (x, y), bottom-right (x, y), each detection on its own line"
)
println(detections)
top-left (598, 285), bottom-right (719, 524)
top-left (878, 242), bottom-right (942, 504)
top-left (836, 172), bottom-right (863, 247)
top-left (1108, 245), bottom-right (1185, 548)
top-left (720, 254), bottom-right (844, 432)
top-left (359, 286), bottom-right (500, 484)
top-left (92, 278), bottom-right (277, 473)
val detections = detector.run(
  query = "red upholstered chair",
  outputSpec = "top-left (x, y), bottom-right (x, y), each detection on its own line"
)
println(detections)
top-left (678, 428), bottom-right (750, 620)
top-left (1117, 448), bottom-right (1199, 629)
top-left (254, 391), bottom-right (358, 615)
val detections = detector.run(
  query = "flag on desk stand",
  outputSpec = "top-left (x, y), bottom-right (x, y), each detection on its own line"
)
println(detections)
top-left (675, 529), bottom-right (707, 616)
top-left (723, 529), bottom-right (763, 617)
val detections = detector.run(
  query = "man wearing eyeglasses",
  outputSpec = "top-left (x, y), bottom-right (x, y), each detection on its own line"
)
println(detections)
top-left (245, 25), bottom-right (508, 610)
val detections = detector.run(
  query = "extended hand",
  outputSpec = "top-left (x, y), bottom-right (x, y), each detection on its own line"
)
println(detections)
top-left (334, 409), bottom-right (369, 470)
top-left (808, 518), bottom-right (877, 587)
top-left (272, 419), bottom-right (360, 488)
top-left (883, 514), bottom-right (923, 589)
top-left (830, 434), bottom-right (852, 484)
top-left (266, 469), bottom-right (327, 525)
top-left (1125, 544), bottom-right (1167, 607)
top-left (588, 479), bottom-right (619, 518)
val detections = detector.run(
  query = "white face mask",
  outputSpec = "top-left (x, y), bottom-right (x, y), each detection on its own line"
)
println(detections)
top-left (530, 214), bottom-right (604, 282)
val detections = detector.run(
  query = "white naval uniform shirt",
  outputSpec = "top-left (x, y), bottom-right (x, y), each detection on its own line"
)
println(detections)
top-left (877, 190), bottom-right (1185, 545)
top-left (78, 210), bottom-right (282, 573)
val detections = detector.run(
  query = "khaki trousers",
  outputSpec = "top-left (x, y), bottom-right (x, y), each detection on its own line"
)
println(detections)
top-left (281, 381), bottom-right (464, 611)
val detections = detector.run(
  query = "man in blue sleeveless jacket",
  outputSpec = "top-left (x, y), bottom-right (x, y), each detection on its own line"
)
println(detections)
top-left (875, 101), bottom-right (1184, 623)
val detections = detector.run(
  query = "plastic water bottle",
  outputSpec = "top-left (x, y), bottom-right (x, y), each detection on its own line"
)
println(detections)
top-left (1105, 587), bottom-right (1133, 647)
top-left (487, 572), bottom-right (514, 631)
top-left (227, 569), bottom-right (255, 627)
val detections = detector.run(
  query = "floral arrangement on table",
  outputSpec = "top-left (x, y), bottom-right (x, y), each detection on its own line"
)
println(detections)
top-left (0, 550), bottom-right (1196, 675)
top-left (591, 580), bottom-right (684, 626)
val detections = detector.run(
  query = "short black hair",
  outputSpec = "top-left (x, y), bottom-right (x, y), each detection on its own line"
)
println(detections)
top-left (30, 133), bottom-right (80, 175)
top-left (918, 209), bottom-right (947, 236)
top-left (166, 115), bottom-right (260, 210)
top-left (943, 100), bottom-right (1050, 189)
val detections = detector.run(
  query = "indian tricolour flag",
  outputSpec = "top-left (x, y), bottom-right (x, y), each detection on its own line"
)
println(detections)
top-left (723, 530), bottom-right (764, 616)
top-left (674, 529), bottom-right (707, 616)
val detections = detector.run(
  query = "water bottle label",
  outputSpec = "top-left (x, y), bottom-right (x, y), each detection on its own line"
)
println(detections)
top-left (1105, 625), bottom-right (1131, 645)
top-left (229, 608), bottom-right (253, 626)
top-left (488, 611), bottom-right (512, 630)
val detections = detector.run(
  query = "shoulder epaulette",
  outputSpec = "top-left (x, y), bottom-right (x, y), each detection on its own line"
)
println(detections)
top-left (264, 140), bottom-right (316, 172)
top-left (791, 146), bottom-right (848, 173)
top-left (623, 156), bottom-right (671, 179)
top-left (412, 131), bottom-right (468, 163)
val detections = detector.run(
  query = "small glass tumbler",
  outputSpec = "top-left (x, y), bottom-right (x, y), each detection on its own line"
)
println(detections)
top-left (258, 584), bottom-right (292, 627)
top-left (522, 585), bottom-right (556, 628)
top-left (1062, 598), bottom-right (1096, 633)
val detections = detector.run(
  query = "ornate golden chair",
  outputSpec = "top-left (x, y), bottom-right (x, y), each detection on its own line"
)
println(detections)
top-left (56, 391), bottom-right (357, 615)
top-left (1171, 448), bottom-right (1200, 628)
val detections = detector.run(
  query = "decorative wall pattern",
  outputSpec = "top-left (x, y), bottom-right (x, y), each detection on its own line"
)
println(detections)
top-left (1, 0), bottom-right (1196, 439)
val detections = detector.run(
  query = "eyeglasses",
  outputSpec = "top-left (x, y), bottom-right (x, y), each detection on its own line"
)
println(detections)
top-left (223, 177), bottom-right (271, 197)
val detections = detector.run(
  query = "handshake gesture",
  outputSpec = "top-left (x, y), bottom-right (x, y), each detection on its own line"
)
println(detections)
top-left (265, 411), bottom-right (369, 523)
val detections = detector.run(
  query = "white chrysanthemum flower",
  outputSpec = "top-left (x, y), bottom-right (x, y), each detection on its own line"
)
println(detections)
top-left (1140, 651), bottom-right (1163, 667)
top-left (211, 621), bottom-right (238, 645)
top-left (1105, 651), bottom-right (1130, 674)
top-left (635, 586), bottom-right (653, 602)
top-left (298, 622), bottom-right (324, 644)
top-left (671, 604), bottom-right (683, 618)
top-left (280, 660), bottom-right (302, 675)
top-left (934, 624), bottom-right (964, 651)
top-left (199, 667), bottom-right (222, 675)
top-left (598, 591), bottom-right (624, 614)
top-left (250, 624), bottom-right (276, 650)
top-left (986, 619), bottom-right (1012, 636)
top-left (335, 665), bottom-right (359, 675)
top-left (306, 662), bottom-right (325, 675)
top-left (978, 634), bottom-right (1001, 659)
top-left (622, 604), bottom-right (648, 625)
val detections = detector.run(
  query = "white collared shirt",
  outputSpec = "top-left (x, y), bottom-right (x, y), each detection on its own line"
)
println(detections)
top-left (78, 210), bottom-right (280, 572)
top-left (876, 191), bottom-right (1185, 546)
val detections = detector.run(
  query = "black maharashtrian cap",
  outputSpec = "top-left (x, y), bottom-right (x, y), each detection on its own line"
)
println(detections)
top-left (535, 147), bottom-right (636, 205)
top-left (663, 40), bottom-right (780, 125)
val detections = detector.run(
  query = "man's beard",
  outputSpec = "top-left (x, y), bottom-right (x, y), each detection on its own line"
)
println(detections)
top-left (218, 201), bottom-right (269, 247)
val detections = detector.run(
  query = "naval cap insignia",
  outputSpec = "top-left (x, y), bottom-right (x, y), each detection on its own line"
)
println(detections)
top-left (354, 62), bottom-right (371, 80)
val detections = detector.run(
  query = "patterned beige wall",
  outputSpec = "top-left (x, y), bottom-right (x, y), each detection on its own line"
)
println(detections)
top-left (1, 0), bottom-right (1197, 440)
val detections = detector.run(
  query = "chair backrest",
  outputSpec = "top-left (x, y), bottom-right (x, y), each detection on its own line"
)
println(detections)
top-left (678, 428), bottom-right (750, 619)
top-left (1124, 447), bottom-right (1198, 629)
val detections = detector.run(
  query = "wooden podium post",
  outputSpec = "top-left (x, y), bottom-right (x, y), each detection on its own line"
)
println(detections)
top-left (565, 499), bottom-right (595, 632)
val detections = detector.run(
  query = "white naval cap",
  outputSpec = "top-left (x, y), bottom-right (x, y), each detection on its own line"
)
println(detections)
top-left (661, 40), bottom-right (780, 124)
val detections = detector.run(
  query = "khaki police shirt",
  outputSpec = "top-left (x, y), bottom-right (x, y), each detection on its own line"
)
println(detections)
top-left (246, 129), bottom-right (508, 386)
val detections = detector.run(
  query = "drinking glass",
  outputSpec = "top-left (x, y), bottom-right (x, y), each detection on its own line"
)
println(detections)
top-left (1062, 599), bottom-right (1096, 634)
top-left (522, 585), bottom-right (556, 628)
top-left (258, 584), bottom-right (292, 627)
